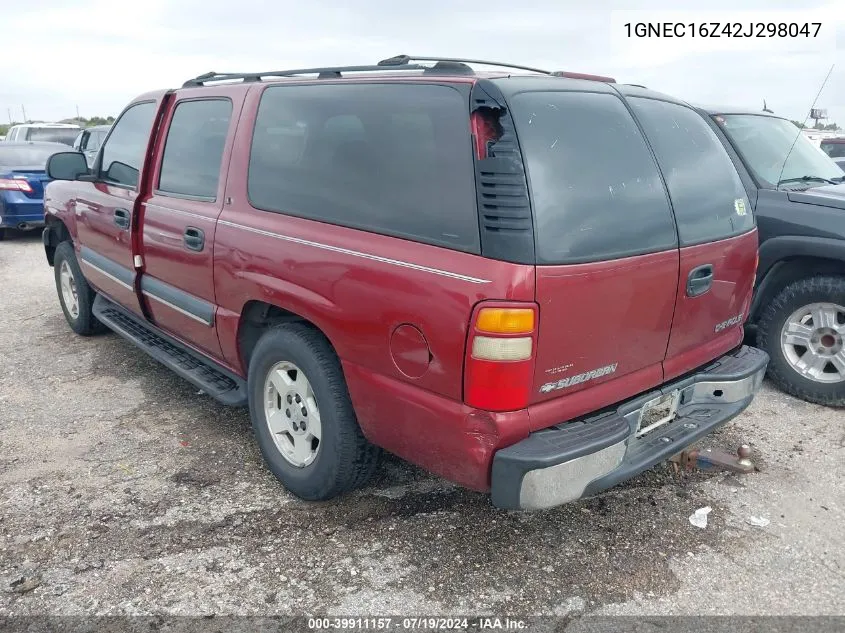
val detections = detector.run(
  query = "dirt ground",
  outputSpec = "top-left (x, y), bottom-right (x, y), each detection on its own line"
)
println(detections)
top-left (1, 231), bottom-right (843, 617)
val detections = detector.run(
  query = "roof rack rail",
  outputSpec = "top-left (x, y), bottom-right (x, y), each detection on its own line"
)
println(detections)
top-left (181, 56), bottom-right (616, 88)
top-left (182, 63), bottom-right (430, 87)
top-left (378, 54), bottom-right (551, 75)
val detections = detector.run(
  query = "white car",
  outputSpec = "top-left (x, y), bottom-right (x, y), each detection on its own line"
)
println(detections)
top-left (3, 123), bottom-right (80, 146)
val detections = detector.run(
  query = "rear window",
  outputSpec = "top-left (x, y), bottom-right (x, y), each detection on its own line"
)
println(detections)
top-left (821, 141), bottom-right (845, 159)
top-left (248, 83), bottom-right (479, 253)
top-left (25, 127), bottom-right (79, 145)
top-left (629, 98), bottom-right (753, 245)
top-left (509, 91), bottom-right (677, 265)
top-left (0, 145), bottom-right (61, 168)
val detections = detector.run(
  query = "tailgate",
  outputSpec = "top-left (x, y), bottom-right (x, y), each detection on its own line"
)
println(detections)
top-left (622, 94), bottom-right (758, 382)
top-left (533, 252), bottom-right (679, 406)
top-left (663, 230), bottom-right (758, 380)
top-left (503, 88), bottom-right (683, 417)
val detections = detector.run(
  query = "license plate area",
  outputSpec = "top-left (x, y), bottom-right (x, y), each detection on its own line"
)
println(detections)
top-left (636, 390), bottom-right (681, 437)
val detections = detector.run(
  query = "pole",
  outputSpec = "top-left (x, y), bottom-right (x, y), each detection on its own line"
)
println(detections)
top-left (7, 108), bottom-right (11, 124)
top-left (76, 104), bottom-right (81, 121)
top-left (21, 105), bottom-right (27, 122)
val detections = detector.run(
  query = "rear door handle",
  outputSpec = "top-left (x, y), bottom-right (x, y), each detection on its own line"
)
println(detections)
top-left (114, 208), bottom-right (130, 229)
top-left (687, 264), bottom-right (714, 297)
top-left (183, 227), bottom-right (205, 252)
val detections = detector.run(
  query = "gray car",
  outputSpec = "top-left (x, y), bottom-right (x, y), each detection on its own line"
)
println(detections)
top-left (72, 125), bottom-right (111, 165)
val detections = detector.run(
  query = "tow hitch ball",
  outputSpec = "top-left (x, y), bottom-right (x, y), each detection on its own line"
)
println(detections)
top-left (670, 444), bottom-right (755, 474)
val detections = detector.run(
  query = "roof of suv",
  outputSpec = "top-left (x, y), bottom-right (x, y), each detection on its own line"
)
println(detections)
top-left (167, 56), bottom-right (691, 112)
top-left (176, 55), bottom-right (619, 91)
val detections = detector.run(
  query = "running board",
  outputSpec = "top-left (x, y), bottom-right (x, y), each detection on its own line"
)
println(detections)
top-left (93, 295), bottom-right (247, 406)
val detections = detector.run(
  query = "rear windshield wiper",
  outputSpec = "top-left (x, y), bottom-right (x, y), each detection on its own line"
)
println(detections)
top-left (777, 175), bottom-right (839, 187)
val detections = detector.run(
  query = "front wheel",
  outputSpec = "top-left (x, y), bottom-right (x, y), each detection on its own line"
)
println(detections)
top-left (247, 323), bottom-right (380, 501)
top-left (757, 276), bottom-right (845, 406)
top-left (53, 241), bottom-right (106, 336)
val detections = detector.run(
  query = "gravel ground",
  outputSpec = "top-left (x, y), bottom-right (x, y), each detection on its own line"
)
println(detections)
top-left (0, 232), bottom-right (843, 617)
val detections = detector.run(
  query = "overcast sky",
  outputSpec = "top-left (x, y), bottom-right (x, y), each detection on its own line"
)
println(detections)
top-left (3, 0), bottom-right (843, 126)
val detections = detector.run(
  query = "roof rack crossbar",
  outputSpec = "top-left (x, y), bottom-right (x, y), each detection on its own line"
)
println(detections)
top-left (378, 54), bottom-right (551, 75)
top-left (182, 64), bottom-right (429, 87)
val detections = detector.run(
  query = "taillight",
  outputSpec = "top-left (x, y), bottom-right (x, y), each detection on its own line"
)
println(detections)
top-left (470, 109), bottom-right (502, 160)
top-left (464, 303), bottom-right (538, 412)
top-left (0, 178), bottom-right (32, 193)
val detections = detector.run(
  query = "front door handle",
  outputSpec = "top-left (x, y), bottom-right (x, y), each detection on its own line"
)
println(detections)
top-left (183, 227), bottom-right (205, 252)
top-left (114, 208), bottom-right (130, 229)
top-left (687, 264), bottom-right (714, 297)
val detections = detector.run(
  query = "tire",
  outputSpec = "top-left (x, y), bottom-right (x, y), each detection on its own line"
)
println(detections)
top-left (247, 323), bottom-right (380, 500)
top-left (53, 241), bottom-right (107, 336)
top-left (0, 228), bottom-right (6, 241)
top-left (757, 275), bottom-right (845, 406)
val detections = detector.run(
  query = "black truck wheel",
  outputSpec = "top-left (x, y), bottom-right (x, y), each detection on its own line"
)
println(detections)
top-left (247, 323), bottom-right (380, 500)
top-left (53, 241), bottom-right (107, 336)
top-left (757, 276), bottom-right (845, 406)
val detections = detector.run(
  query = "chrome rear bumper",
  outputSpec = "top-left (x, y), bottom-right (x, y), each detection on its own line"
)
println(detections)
top-left (491, 346), bottom-right (768, 510)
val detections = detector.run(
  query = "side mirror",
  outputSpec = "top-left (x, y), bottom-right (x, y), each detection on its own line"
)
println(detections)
top-left (47, 151), bottom-right (89, 181)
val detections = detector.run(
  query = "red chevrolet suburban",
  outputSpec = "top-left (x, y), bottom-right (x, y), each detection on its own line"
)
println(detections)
top-left (42, 56), bottom-right (768, 509)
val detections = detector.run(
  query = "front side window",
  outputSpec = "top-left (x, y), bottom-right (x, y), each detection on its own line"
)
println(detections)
top-left (99, 102), bottom-right (156, 188)
top-left (248, 83), bottom-right (479, 252)
top-left (158, 99), bottom-right (232, 199)
top-left (629, 98), bottom-right (753, 245)
top-left (90, 131), bottom-right (107, 151)
top-left (714, 114), bottom-right (842, 187)
top-left (509, 90), bottom-right (677, 264)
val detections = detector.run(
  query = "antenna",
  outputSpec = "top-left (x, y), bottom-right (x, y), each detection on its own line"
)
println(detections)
top-left (776, 64), bottom-right (834, 187)
top-left (763, 99), bottom-right (773, 114)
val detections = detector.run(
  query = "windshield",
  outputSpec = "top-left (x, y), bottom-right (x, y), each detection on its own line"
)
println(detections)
top-left (714, 114), bottom-right (842, 187)
top-left (25, 127), bottom-right (79, 145)
top-left (0, 145), bottom-right (61, 168)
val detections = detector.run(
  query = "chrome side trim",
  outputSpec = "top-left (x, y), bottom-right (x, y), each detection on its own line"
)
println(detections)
top-left (80, 259), bottom-right (133, 291)
top-left (144, 203), bottom-right (214, 222)
top-left (142, 291), bottom-right (213, 326)
top-left (217, 220), bottom-right (492, 284)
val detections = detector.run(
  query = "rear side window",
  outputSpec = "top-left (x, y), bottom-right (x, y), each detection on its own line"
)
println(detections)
top-left (510, 91), bottom-right (677, 264)
top-left (629, 98), bottom-right (753, 245)
top-left (248, 83), bottom-right (479, 252)
top-left (158, 99), bottom-right (232, 199)
top-left (100, 102), bottom-right (156, 188)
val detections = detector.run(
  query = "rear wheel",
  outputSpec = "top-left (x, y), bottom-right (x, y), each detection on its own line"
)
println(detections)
top-left (757, 276), bottom-right (845, 406)
top-left (0, 228), bottom-right (6, 241)
top-left (247, 323), bottom-right (380, 500)
top-left (53, 241), bottom-right (106, 336)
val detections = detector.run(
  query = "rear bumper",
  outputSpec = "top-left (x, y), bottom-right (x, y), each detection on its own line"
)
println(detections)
top-left (0, 199), bottom-right (45, 228)
top-left (491, 345), bottom-right (768, 510)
